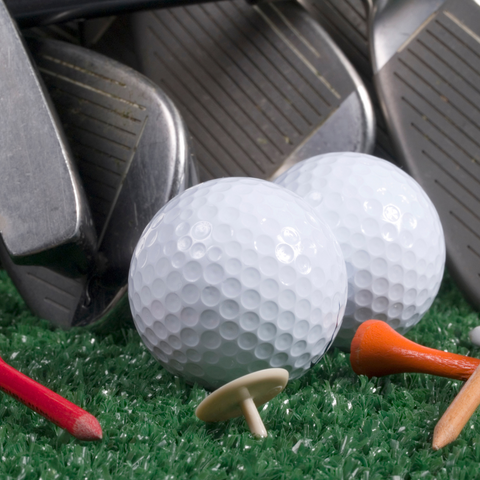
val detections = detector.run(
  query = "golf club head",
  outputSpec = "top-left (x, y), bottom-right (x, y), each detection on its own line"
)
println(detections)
top-left (0, 0), bottom-right (96, 277)
top-left (370, 0), bottom-right (480, 310)
top-left (129, 0), bottom-right (375, 182)
top-left (1, 37), bottom-right (197, 328)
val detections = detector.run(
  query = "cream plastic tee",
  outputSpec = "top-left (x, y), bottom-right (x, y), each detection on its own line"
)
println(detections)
top-left (196, 369), bottom-right (289, 438)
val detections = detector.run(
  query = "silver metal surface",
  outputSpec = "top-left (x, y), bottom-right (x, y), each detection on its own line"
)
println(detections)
top-left (0, 0), bottom-right (96, 276)
top-left (271, 88), bottom-right (374, 180)
top-left (0, 38), bottom-right (197, 328)
top-left (276, 7), bottom-right (375, 176)
top-left (369, 0), bottom-right (446, 73)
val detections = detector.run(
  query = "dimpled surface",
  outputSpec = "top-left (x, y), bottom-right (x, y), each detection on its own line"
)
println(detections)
top-left (128, 177), bottom-right (347, 390)
top-left (275, 153), bottom-right (446, 350)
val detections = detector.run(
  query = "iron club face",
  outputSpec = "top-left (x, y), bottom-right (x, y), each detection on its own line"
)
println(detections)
top-left (130, 0), bottom-right (375, 182)
top-left (369, 0), bottom-right (480, 310)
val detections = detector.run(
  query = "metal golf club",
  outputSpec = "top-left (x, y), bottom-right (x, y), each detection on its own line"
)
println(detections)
top-left (367, 0), bottom-right (480, 311)
top-left (0, 0), bottom-right (97, 277)
top-left (0, 37), bottom-right (197, 328)
top-left (129, 0), bottom-right (375, 181)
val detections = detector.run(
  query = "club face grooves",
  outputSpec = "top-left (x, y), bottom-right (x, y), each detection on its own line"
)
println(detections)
top-left (131, 0), bottom-right (375, 182)
top-left (298, 0), bottom-right (397, 165)
top-left (373, 0), bottom-right (480, 309)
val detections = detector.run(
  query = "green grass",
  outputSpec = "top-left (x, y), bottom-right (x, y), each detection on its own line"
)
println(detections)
top-left (0, 269), bottom-right (479, 479)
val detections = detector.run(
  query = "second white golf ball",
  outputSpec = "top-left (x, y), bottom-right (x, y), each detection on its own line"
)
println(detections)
top-left (128, 177), bottom-right (347, 390)
top-left (275, 152), bottom-right (446, 350)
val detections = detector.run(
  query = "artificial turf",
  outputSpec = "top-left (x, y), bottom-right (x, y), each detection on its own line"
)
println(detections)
top-left (0, 268), bottom-right (478, 479)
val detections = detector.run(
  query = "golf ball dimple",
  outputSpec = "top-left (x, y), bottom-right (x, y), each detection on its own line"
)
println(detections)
top-left (129, 177), bottom-right (348, 390)
top-left (275, 152), bottom-right (446, 350)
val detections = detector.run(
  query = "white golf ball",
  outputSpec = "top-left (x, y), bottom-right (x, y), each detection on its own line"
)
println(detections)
top-left (275, 152), bottom-right (446, 350)
top-left (469, 327), bottom-right (480, 347)
top-left (128, 177), bottom-right (347, 390)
